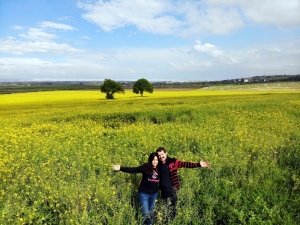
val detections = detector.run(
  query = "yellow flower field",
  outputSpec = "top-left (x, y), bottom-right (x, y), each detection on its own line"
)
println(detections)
top-left (0, 83), bottom-right (300, 224)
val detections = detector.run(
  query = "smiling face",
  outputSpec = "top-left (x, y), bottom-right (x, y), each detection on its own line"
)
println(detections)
top-left (157, 150), bottom-right (167, 164)
top-left (152, 156), bottom-right (159, 168)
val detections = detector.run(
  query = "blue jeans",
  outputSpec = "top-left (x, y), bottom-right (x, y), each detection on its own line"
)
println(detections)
top-left (138, 192), bottom-right (158, 225)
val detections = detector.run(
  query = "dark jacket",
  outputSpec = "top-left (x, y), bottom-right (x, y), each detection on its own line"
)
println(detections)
top-left (120, 165), bottom-right (160, 193)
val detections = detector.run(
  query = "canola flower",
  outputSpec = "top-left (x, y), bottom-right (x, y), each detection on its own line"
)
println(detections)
top-left (0, 83), bottom-right (300, 224)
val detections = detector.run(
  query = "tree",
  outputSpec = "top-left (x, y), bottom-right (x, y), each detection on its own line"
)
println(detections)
top-left (133, 78), bottom-right (153, 97)
top-left (100, 79), bottom-right (125, 99)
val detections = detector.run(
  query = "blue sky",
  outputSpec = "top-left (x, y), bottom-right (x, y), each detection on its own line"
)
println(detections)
top-left (0, 0), bottom-right (299, 82)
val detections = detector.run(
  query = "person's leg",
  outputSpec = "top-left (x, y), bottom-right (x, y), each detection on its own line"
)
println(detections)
top-left (161, 192), bottom-right (172, 222)
top-left (169, 190), bottom-right (178, 220)
top-left (161, 190), bottom-right (178, 221)
top-left (148, 192), bottom-right (158, 225)
top-left (138, 192), bottom-right (150, 224)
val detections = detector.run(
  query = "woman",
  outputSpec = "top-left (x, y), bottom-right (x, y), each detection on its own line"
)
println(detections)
top-left (112, 152), bottom-right (159, 225)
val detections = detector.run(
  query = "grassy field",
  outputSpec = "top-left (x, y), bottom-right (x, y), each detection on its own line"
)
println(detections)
top-left (0, 82), bottom-right (300, 224)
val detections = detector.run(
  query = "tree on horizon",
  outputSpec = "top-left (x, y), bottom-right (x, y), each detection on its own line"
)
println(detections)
top-left (100, 79), bottom-right (124, 99)
top-left (133, 78), bottom-right (153, 97)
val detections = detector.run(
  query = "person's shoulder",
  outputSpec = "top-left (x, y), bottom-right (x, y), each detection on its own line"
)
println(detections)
top-left (140, 164), bottom-right (147, 169)
top-left (135, 164), bottom-right (147, 173)
top-left (167, 157), bottom-right (177, 163)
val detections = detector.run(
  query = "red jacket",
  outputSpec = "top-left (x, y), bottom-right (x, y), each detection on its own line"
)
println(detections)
top-left (164, 157), bottom-right (201, 189)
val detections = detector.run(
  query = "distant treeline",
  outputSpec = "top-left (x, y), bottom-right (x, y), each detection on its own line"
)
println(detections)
top-left (0, 74), bottom-right (299, 94)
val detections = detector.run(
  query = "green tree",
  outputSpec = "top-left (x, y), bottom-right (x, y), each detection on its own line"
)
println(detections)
top-left (133, 78), bottom-right (153, 97)
top-left (100, 79), bottom-right (125, 99)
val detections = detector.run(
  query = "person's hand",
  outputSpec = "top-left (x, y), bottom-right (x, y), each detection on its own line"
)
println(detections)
top-left (200, 161), bottom-right (210, 168)
top-left (112, 165), bottom-right (120, 171)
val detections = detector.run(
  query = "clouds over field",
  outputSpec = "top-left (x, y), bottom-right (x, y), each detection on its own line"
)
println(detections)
top-left (0, 0), bottom-right (299, 81)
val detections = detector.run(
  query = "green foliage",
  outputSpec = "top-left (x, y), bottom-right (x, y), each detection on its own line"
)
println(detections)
top-left (133, 78), bottom-right (153, 96)
top-left (100, 79), bottom-right (125, 99)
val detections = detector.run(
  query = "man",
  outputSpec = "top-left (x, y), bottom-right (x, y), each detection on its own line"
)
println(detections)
top-left (156, 146), bottom-right (210, 220)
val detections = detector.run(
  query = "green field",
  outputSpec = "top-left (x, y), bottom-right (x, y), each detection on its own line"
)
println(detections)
top-left (1, 83), bottom-right (300, 224)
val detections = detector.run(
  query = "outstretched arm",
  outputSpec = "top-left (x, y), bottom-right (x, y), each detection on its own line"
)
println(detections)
top-left (112, 164), bottom-right (144, 173)
top-left (177, 160), bottom-right (210, 169)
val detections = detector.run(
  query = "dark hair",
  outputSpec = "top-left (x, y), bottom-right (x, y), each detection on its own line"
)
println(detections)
top-left (143, 152), bottom-right (158, 175)
top-left (156, 146), bottom-right (166, 153)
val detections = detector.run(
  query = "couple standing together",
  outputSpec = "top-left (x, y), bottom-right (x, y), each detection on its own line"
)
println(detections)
top-left (112, 147), bottom-right (211, 225)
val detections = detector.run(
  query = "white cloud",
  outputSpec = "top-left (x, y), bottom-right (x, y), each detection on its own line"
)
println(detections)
top-left (1, 40), bottom-right (299, 81)
top-left (208, 0), bottom-right (300, 26)
top-left (225, 39), bottom-right (300, 74)
top-left (80, 36), bottom-right (91, 40)
top-left (13, 25), bottom-right (23, 30)
top-left (57, 16), bottom-right (74, 21)
top-left (170, 61), bottom-right (212, 71)
top-left (19, 28), bottom-right (57, 41)
top-left (267, 46), bottom-right (281, 52)
top-left (194, 40), bottom-right (223, 57)
top-left (181, 3), bottom-right (244, 36)
top-left (242, 0), bottom-right (300, 26)
top-left (194, 40), bottom-right (237, 64)
top-left (77, 0), bottom-right (299, 37)
top-left (39, 21), bottom-right (76, 30)
top-left (0, 57), bottom-right (65, 67)
top-left (0, 55), bottom-right (113, 81)
top-left (78, 0), bottom-right (243, 36)
top-left (15, 21), bottom-right (75, 42)
top-left (78, 0), bottom-right (183, 34)
top-left (0, 38), bottom-right (83, 54)
top-left (0, 57), bottom-right (75, 80)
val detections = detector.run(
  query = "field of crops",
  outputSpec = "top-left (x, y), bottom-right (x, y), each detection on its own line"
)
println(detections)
top-left (1, 83), bottom-right (300, 224)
